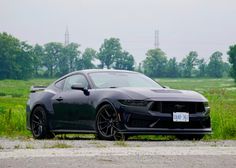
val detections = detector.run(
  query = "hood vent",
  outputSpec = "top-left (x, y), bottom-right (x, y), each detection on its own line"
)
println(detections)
top-left (151, 89), bottom-right (181, 93)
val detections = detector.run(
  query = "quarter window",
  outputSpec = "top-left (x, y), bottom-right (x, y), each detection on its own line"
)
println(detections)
top-left (55, 79), bottom-right (65, 90)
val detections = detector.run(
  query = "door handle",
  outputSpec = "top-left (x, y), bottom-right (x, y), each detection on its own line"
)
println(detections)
top-left (56, 97), bottom-right (63, 101)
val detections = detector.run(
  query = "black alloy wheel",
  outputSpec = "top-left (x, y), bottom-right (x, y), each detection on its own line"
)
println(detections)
top-left (30, 106), bottom-right (54, 139)
top-left (96, 104), bottom-right (125, 140)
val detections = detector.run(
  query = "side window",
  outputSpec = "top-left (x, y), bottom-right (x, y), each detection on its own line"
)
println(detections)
top-left (63, 74), bottom-right (88, 91)
top-left (55, 79), bottom-right (65, 90)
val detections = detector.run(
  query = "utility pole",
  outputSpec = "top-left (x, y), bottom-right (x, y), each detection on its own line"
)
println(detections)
top-left (65, 26), bottom-right (69, 46)
top-left (154, 30), bottom-right (159, 49)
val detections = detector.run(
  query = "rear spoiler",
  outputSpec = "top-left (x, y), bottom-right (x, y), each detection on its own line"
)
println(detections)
top-left (30, 86), bottom-right (47, 93)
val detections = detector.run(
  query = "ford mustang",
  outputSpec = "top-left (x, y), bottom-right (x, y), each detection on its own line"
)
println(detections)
top-left (26, 69), bottom-right (211, 140)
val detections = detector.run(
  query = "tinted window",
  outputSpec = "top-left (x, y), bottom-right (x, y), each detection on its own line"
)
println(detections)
top-left (63, 74), bottom-right (88, 91)
top-left (89, 72), bottom-right (162, 88)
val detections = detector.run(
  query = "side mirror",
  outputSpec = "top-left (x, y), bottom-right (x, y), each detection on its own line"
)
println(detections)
top-left (163, 85), bottom-right (170, 89)
top-left (71, 83), bottom-right (85, 90)
top-left (71, 84), bottom-right (89, 95)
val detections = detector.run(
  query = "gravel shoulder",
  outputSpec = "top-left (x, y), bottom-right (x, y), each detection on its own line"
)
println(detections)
top-left (1, 138), bottom-right (236, 149)
top-left (1, 138), bottom-right (236, 168)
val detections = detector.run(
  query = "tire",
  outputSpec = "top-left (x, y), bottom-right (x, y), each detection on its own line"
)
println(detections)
top-left (30, 106), bottom-right (54, 139)
top-left (95, 104), bottom-right (126, 141)
top-left (176, 134), bottom-right (204, 140)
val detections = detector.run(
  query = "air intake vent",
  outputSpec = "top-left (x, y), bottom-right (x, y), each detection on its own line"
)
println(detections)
top-left (149, 101), bottom-right (205, 114)
top-left (151, 89), bottom-right (181, 93)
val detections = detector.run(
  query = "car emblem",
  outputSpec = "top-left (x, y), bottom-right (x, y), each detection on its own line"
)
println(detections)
top-left (175, 104), bottom-right (185, 109)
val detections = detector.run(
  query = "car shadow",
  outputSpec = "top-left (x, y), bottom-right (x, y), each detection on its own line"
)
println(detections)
top-left (54, 134), bottom-right (177, 141)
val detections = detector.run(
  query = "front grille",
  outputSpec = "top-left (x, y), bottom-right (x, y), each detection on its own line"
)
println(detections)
top-left (149, 101), bottom-right (205, 114)
top-left (127, 114), bottom-right (156, 128)
top-left (126, 114), bottom-right (211, 129)
top-left (152, 119), bottom-right (210, 129)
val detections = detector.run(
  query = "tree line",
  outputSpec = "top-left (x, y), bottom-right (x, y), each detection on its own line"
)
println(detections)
top-left (0, 32), bottom-right (134, 79)
top-left (142, 49), bottom-right (230, 78)
top-left (1, 32), bottom-right (236, 81)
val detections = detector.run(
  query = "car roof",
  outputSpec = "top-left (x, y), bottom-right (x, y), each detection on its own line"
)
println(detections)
top-left (68, 69), bottom-right (138, 75)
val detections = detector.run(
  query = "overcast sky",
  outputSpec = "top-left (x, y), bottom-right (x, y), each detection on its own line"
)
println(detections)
top-left (1, 0), bottom-right (236, 63)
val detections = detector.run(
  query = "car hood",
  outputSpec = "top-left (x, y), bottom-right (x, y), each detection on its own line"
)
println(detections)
top-left (116, 87), bottom-right (207, 102)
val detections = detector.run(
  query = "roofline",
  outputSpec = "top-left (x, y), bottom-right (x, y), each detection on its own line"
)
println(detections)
top-left (53, 69), bottom-right (140, 84)
top-left (69, 69), bottom-right (139, 75)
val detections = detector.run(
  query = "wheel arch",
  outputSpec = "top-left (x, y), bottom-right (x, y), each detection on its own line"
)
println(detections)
top-left (95, 100), bottom-right (117, 114)
top-left (30, 104), bottom-right (48, 128)
top-left (95, 99), bottom-right (123, 124)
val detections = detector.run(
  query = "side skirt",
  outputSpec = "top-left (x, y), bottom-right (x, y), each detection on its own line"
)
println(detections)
top-left (51, 129), bottom-right (96, 134)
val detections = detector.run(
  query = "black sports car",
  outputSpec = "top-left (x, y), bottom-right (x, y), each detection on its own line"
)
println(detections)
top-left (26, 69), bottom-right (211, 140)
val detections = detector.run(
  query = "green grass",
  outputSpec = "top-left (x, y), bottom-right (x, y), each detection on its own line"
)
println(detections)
top-left (159, 78), bottom-right (236, 140)
top-left (46, 143), bottom-right (73, 148)
top-left (14, 144), bottom-right (21, 149)
top-left (0, 79), bottom-right (53, 137)
top-left (114, 140), bottom-right (128, 147)
top-left (89, 141), bottom-right (107, 148)
top-left (0, 78), bottom-right (236, 140)
top-left (25, 144), bottom-right (34, 149)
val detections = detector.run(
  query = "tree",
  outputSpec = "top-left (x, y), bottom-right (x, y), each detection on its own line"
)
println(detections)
top-left (222, 62), bottom-right (231, 77)
top-left (0, 32), bottom-right (20, 79)
top-left (137, 63), bottom-right (142, 73)
top-left (80, 48), bottom-right (96, 69)
top-left (197, 58), bottom-right (207, 77)
top-left (228, 45), bottom-right (236, 82)
top-left (180, 51), bottom-right (198, 77)
top-left (63, 43), bottom-right (81, 72)
top-left (0, 32), bottom-right (33, 79)
top-left (166, 57), bottom-right (180, 77)
top-left (43, 42), bottom-right (63, 77)
top-left (98, 38), bottom-right (122, 69)
top-left (207, 51), bottom-right (224, 78)
top-left (32, 44), bottom-right (44, 77)
top-left (15, 42), bottom-right (34, 79)
top-left (143, 48), bottom-right (167, 77)
top-left (113, 51), bottom-right (135, 70)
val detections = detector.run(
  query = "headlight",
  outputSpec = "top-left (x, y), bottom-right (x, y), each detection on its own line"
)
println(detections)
top-left (203, 102), bottom-right (209, 107)
top-left (119, 100), bottom-right (149, 106)
top-left (203, 102), bottom-right (210, 116)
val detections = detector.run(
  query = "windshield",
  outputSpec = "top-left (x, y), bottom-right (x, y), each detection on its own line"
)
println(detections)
top-left (89, 72), bottom-right (163, 89)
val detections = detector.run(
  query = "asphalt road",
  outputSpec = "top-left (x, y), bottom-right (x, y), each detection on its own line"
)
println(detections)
top-left (0, 139), bottom-right (236, 168)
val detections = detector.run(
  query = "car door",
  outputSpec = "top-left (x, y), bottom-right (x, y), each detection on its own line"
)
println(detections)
top-left (52, 74), bottom-right (93, 130)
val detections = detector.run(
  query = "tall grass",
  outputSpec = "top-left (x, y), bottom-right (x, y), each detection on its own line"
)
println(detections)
top-left (205, 89), bottom-right (236, 139)
top-left (160, 78), bottom-right (236, 140)
top-left (0, 79), bottom-right (53, 137)
top-left (0, 106), bottom-right (28, 136)
top-left (0, 78), bottom-right (236, 139)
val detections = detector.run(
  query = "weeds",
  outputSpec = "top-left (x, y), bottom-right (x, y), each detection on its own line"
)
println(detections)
top-left (25, 144), bottom-right (34, 149)
top-left (0, 145), bottom-right (3, 150)
top-left (0, 92), bottom-right (6, 96)
top-left (14, 144), bottom-right (21, 149)
top-left (89, 141), bottom-right (107, 148)
top-left (47, 143), bottom-right (73, 148)
top-left (114, 141), bottom-right (128, 147)
top-left (0, 107), bottom-right (28, 136)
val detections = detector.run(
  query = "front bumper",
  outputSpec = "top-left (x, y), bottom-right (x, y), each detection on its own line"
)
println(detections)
top-left (122, 128), bottom-right (212, 135)
top-left (118, 102), bottom-right (212, 135)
